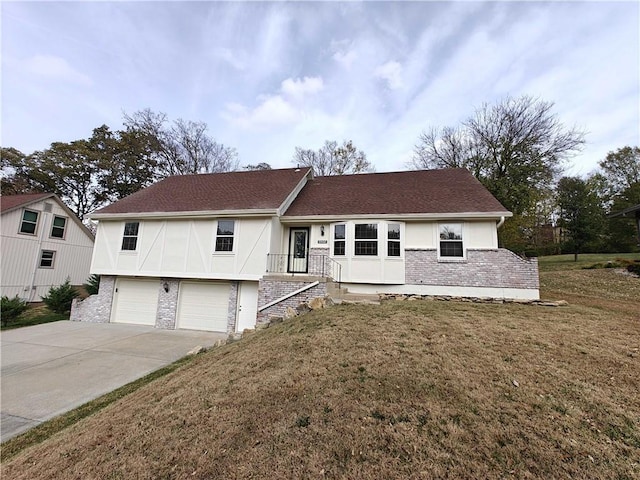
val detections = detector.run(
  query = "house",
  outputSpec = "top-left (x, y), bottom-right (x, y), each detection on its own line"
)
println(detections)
top-left (71, 167), bottom-right (539, 332)
top-left (1, 193), bottom-right (95, 301)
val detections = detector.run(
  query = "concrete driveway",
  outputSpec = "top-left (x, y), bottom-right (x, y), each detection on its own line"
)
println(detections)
top-left (1, 321), bottom-right (227, 442)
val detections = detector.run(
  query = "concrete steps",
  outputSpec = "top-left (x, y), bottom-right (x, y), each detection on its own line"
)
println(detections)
top-left (326, 281), bottom-right (380, 305)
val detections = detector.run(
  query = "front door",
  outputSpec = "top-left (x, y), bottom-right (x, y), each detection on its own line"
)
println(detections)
top-left (288, 227), bottom-right (309, 273)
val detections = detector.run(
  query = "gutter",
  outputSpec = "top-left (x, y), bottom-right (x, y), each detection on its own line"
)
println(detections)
top-left (258, 281), bottom-right (320, 312)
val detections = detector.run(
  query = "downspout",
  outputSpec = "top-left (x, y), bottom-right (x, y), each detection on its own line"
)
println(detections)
top-left (496, 216), bottom-right (505, 229)
top-left (28, 211), bottom-right (50, 302)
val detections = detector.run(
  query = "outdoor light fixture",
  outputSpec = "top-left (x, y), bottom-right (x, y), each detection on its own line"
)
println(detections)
top-left (163, 282), bottom-right (169, 293)
top-left (320, 225), bottom-right (325, 236)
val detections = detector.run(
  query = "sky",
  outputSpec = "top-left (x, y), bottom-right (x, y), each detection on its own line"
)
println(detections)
top-left (1, 1), bottom-right (639, 177)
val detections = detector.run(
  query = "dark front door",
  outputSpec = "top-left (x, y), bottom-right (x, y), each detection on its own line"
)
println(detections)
top-left (288, 227), bottom-right (309, 273)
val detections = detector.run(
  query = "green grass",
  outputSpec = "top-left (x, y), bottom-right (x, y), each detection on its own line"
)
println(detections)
top-left (537, 253), bottom-right (640, 272)
top-left (0, 306), bottom-right (68, 330)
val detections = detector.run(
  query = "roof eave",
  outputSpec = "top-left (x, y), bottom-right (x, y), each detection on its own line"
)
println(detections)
top-left (89, 208), bottom-right (279, 221)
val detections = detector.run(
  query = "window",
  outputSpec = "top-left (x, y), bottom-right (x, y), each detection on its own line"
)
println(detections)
top-left (20, 209), bottom-right (39, 235)
top-left (121, 222), bottom-right (139, 251)
top-left (387, 223), bottom-right (401, 257)
top-left (439, 223), bottom-right (463, 257)
top-left (50, 216), bottom-right (67, 239)
top-left (334, 224), bottom-right (346, 256)
top-left (39, 250), bottom-right (56, 268)
top-left (215, 220), bottom-right (235, 252)
top-left (355, 223), bottom-right (378, 256)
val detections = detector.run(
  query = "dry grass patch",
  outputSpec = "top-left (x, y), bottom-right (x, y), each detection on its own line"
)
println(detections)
top-left (2, 270), bottom-right (639, 479)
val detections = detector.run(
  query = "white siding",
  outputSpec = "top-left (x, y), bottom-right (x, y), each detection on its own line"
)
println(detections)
top-left (1, 199), bottom-right (94, 301)
top-left (91, 218), bottom-right (272, 280)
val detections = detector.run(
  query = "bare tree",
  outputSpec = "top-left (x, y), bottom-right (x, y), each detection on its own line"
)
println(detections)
top-left (411, 95), bottom-right (585, 215)
top-left (293, 140), bottom-right (373, 176)
top-left (123, 109), bottom-right (239, 176)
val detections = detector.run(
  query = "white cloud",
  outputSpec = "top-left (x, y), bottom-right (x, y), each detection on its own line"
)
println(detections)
top-left (374, 61), bottom-right (403, 90)
top-left (222, 76), bottom-right (324, 130)
top-left (23, 54), bottom-right (93, 86)
top-left (333, 49), bottom-right (357, 69)
top-left (213, 47), bottom-right (246, 71)
top-left (281, 76), bottom-right (324, 100)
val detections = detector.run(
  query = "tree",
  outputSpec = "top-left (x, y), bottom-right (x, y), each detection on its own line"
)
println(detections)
top-left (598, 146), bottom-right (640, 197)
top-left (123, 109), bottom-right (239, 176)
top-left (91, 125), bottom-right (159, 202)
top-left (1, 147), bottom-right (33, 194)
top-left (243, 162), bottom-right (272, 170)
top-left (293, 140), bottom-right (373, 176)
top-left (18, 140), bottom-right (104, 220)
top-left (411, 95), bottom-right (585, 216)
top-left (557, 176), bottom-right (605, 261)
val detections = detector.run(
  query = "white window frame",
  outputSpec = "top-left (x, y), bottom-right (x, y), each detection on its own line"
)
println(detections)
top-left (438, 223), bottom-right (466, 260)
top-left (354, 223), bottom-right (379, 256)
top-left (39, 250), bottom-right (56, 268)
top-left (386, 222), bottom-right (402, 258)
top-left (121, 222), bottom-right (140, 251)
top-left (50, 215), bottom-right (67, 239)
top-left (19, 209), bottom-right (39, 235)
top-left (332, 223), bottom-right (347, 256)
top-left (214, 220), bottom-right (235, 253)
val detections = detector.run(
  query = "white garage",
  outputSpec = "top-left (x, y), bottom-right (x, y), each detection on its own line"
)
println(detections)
top-left (111, 278), bottom-right (159, 326)
top-left (176, 281), bottom-right (230, 332)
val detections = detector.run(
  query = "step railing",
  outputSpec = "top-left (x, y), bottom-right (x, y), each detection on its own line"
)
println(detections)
top-left (266, 253), bottom-right (342, 284)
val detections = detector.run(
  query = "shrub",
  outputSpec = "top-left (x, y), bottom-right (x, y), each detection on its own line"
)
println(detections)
top-left (1, 295), bottom-right (29, 327)
top-left (627, 264), bottom-right (640, 276)
top-left (83, 274), bottom-right (101, 295)
top-left (42, 279), bottom-right (79, 314)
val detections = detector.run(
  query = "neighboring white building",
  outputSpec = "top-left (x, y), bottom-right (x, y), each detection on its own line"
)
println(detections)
top-left (72, 167), bottom-right (539, 332)
top-left (1, 193), bottom-right (95, 301)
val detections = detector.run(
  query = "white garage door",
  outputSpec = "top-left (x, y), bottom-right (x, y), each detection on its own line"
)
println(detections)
top-left (177, 282), bottom-right (230, 332)
top-left (112, 278), bottom-right (159, 326)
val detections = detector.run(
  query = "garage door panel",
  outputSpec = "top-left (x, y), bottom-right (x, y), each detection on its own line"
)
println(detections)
top-left (112, 279), bottom-right (159, 326)
top-left (177, 282), bottom-right (230, 332)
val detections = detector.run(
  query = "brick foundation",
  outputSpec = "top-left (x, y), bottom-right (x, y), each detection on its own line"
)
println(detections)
top-left (226, 281), bottom-right (239, 332)
top-left (257, 277), bottom-right (327, 323)
top-left (70, 275), bottom-right (116, 323)
top-left (405, 248), bottom-right (539, 290)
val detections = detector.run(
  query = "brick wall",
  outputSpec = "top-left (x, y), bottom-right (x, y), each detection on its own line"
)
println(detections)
top-left (257, 277), bottom-right (327, 323)
top-left (405, 249), bottom-right (539, 289)
top-left (70, 275), bottom-right (115, 323)
top-left (226, 281), bottom-right (239, 332)
top-left (156, 278), bottom-right (179, 329)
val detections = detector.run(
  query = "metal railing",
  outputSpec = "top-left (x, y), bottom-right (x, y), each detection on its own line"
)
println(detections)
top-left (266, 253), bottom-right (342, 283)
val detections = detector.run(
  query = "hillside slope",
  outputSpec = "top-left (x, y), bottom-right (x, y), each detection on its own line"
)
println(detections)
top-left (3, 270), bottom-right (639, 479)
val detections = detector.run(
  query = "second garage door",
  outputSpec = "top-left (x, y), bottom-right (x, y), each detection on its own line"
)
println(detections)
top-left (177, 282), bottom-right (230, 332)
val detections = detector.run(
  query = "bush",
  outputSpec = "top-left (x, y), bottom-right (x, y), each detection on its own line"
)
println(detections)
top-left (83, 274), bottom-right (101, 295)
top-left (627, 263), bottom-right (640, 276)
top-left (1, 295), bottom-right (29, 327)
top-left (42, 279), bottom-right (79, 314)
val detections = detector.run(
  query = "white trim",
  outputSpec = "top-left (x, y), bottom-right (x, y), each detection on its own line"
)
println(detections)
top-left (258, 281), bottom-right (320, 311)
top-left (277, 168), bottom-right (313, 216)
top-left (281, 211), bottom-right (512, 222)
top-left (90, 270), bottom-right (264, 281)
top-left (340, 283), bottom-right (540, 301)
